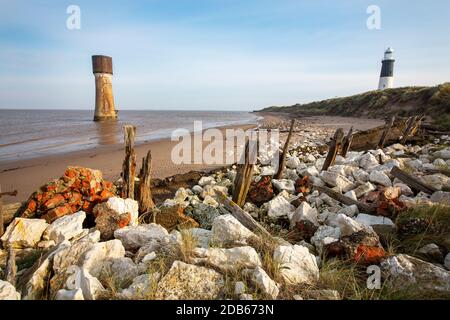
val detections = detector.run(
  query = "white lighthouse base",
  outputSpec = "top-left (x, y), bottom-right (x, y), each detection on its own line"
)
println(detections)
top-left (378, 77), bottom-right (394, 90)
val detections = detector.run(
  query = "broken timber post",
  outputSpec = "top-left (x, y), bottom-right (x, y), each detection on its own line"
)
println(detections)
top-left (314, 185), bottom-right (377, 214)
top-left (274, 119), bottom-right (295, 180)
top-left (92, 55), bottom-right (118, 121)
top-left (322, 128), bottom-right (344, 171)
top-left (216, 190), bottom-right (274, 240)
top-left (232, 140), bottom-right (256, 207)
top-left (390, 166), bottom-right (438, 195)
top-left (400, 116), bottom-right (418, 144)
top-left (377, 116), bottom-right (395, 149)
top-left (121, 125), bottom-right (137, 199)
top-left (138, 150), bottom-right (155, 213)
top-left (341, 126), bottom-right (354, 158)
top-left (5, 247), bottom-right (17, 286)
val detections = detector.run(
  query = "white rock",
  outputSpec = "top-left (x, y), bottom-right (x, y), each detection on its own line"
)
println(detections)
top-left (203, 195), bottom-right (219, 208)
top-left (272, 179), bottom-right (296, 193)
top-left (369, 171), bottom-right (392, 187)
top-left (260, 166), bottom-right (276, 176)
top-left (0, 280), bottom-right (21, 300)
top-left (198, 176), bottom-right (215, 187)
top-left (210, 214), bottom-right (256, 247)
top-left (334, 214), bottom-right (370, 237)
top-left (55, 288), bottom-right (84, 300)
top-left (305, 154), bottom-right (316, 163)
top-left (444, 253), bottom-right (450, 270)
top-left (359, 153), bottom-right (379, 170)
top-left (192, 185), bottom-right (203, 195)
top-left (64, 265), bottom-right (105, 300)
top-left (273, 245), bottom-right (319, 285)
top-left (353, 182), bottom-right (376, 198)
top-left (381, 254), bottom-right (450, 292)
top-left (114, 223), bottom-right (169, 251)
top-left (98, 257), bottom-right (139, 288)
top-left (43, 211), bottom-right (86, 243)
top-left (337, 204), bottom-right (359, 217)
top-left (433, 158), bottom-right (447, 167)
top-left (174, 187), bottom-right (190, 202)
top-left (235, 281), bottom-right (246, 295)
top-left (344, 190), bottom-right (357, 201)
top-left (286, 156), bottom-right (301, 169)
top-left (311, 226), bottom-right (340, 253)
top-left (430, 191), bottom-right (450, 205)
top-left (156, 261), bottom-right (224, 299)
top-left (82, 239), bottom-right (126, 277)
top-left (119, 273), bottom-right (159, 300)
top-left (352, 168), bottom-right (370, 184)
top-left (264, 195), bottom-right (295, 219)
top-left (193, 246), bottom-right (262, 272)
top-left (299, 166), bottom-right (320, 177)
top-left (434, 148), bottom-right (450, 160)
top-left (421, 174), bottom-right (449, 191)
top-left (240, 293), bottom-right (254, 300)
top-left (190, 228), bottom-right (212, 248)
top-left (329, 165), bottom-right (357, 176)
top-left (394, 183), bottom-right (414, 197)
top-left (355, 214), bottom-right (395, 231)
top-left (289, 202), bottom-right (319, 228)
top-left (1, 218), bottom-right (48, 249)
top-left (200, 185), bottom-right (228, 199)
top-left (243, 202), bottom-right (260, 218)
top-left (319, 171), bottom-right (354, 193)
top-left (102, 197), bottom-right (139, 226)
top-left (244, 267), bottom-right (279, 299)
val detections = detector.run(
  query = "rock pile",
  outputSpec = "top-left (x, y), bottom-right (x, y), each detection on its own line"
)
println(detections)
top-left (20, 167), bottom-right (117, 223)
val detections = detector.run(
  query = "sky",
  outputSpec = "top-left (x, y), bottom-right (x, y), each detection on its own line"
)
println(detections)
top-left (0, 0), bottom-right (449, 111)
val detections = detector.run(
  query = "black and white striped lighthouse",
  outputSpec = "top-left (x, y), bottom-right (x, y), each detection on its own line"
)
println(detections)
top-left (378, 47), bottom-right (395, 90)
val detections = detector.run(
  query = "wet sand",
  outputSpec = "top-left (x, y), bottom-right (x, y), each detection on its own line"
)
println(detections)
top-left (0, 115), bottom-right (383, 204)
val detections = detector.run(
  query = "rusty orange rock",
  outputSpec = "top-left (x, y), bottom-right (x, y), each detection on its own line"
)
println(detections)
top-left (354, 244), bottom-right (386, 265)
top-left (43, 194), bottom-right (65, 210)
top-left (43, 203), bottom-right (73, 223)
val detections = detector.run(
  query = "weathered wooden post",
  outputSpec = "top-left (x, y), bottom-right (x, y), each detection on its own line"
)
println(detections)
top-left (138, 150), bottom-right (155, 213)
top-left (377, 116), bottom-right (395, 149)
top-left (322, 128), bottom-right (344, 171)
top-left (92, 55), bottom-right (118, 121)
top-left (400, 116), bottom-right (418, 144)
top-left (232, 140), bottom-right (257, 208)
top-left (390, 166), bottom-right (438, 194)
top-left (341, 126), bottom-right (354, 158)
top-left (122, 125), bottom-right (137, 199)
top-left (274, 119), bottom-right (295, 179)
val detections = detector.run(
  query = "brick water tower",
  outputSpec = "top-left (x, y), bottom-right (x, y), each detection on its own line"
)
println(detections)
top-left (378, 47), bottom-right (395, 90)
top-left (92, 55), bottom-right (118, 121)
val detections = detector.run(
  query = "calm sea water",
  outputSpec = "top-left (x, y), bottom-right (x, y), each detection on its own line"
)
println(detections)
top-left (0, 110), bottom-right (260, 162)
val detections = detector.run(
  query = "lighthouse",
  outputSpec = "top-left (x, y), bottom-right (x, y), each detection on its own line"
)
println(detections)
top-left (92, 55), bottom-right (118, 121)
top-left (378, 47), bottom-right (395, 90)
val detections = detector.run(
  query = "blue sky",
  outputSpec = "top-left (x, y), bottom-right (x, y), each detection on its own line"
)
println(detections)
top-left (0, 0), bottom-right (449, 110)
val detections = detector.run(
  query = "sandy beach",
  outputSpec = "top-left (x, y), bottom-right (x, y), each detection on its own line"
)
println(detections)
top-left (0, 114), bottom-right (383, 204)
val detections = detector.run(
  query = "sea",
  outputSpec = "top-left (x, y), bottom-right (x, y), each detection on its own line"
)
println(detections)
top-left (0, 110), bottom-right (260, 162)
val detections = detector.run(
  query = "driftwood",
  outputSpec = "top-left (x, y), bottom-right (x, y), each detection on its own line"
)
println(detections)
top-left (400, 116), bottom-right (418, 144)
top-left (341, 126), bottom-right (354, 158)
top-left (377, 116), bottom-right (395, 149)
top-left (274, 119), bottom-right (296, 179)
top-left (322, 128), bottom-right (344, 171)
top-left (5, 247), bottom-right (17, 286)
top-left (121, 125), bottom-right (137, 199)
top-left (314, 185), bottom-right (377, 214)
top-left (390, 166), bottom-right (438, 195)
top-left (138, 150), bottom-right (155, 213)
top-left (216, 191), bottom-right (274, 240)
top-left (423, 168), bottom-right (450, 178)
top-left (232, 141), bottom-right (256, 207)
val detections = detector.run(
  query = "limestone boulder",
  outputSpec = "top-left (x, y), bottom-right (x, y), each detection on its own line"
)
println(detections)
top-left (263, 194), bottom-right (295, 219)
top-left (156, 261), bottom-right (224, 300)
top-left (0, 280), bottom-right (21, 300)
top-left (243, 267), bottom-right (279, 299)
top-left (114, 223), bottom-right (169, 251)
top-left (192, 246), bottom-right (262, 272)
top-left (43, 211), bottom-right (86, 243)
top-left (210, 214), bottom-right (256, 247)
top-left (1, 218), bottom-right (48, 248)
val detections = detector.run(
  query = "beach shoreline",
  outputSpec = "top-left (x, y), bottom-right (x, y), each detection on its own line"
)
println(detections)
top-left (0, 114), bottom-right (384, 204)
